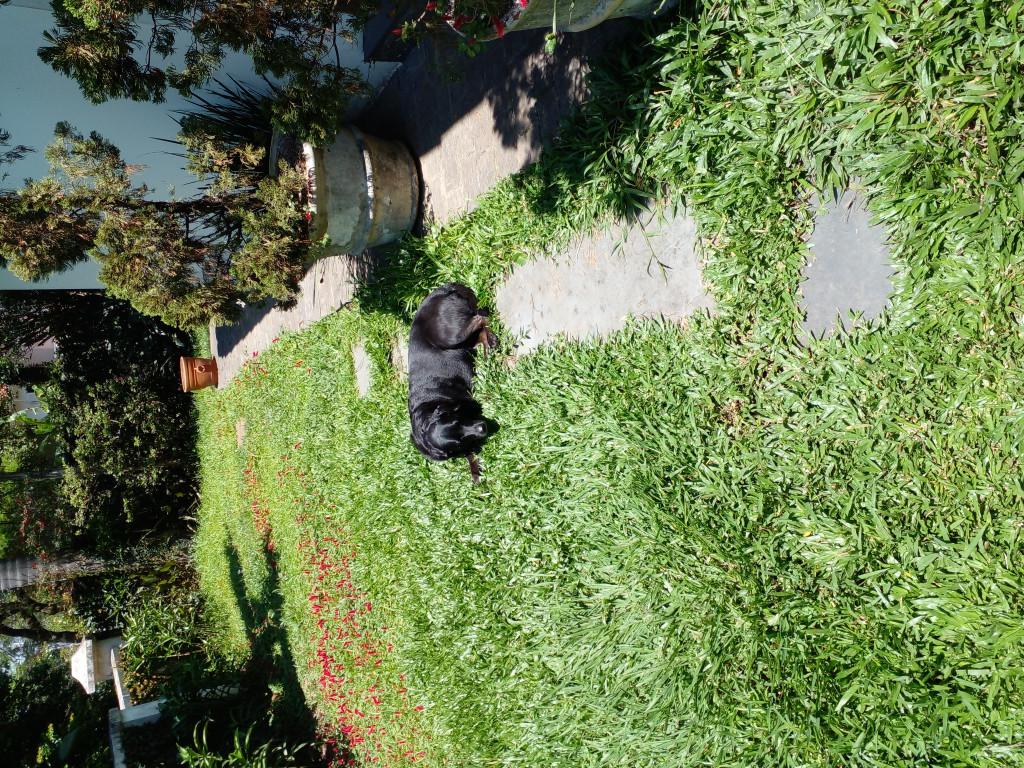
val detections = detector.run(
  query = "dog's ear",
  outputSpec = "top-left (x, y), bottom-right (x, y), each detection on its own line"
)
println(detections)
top-left (417, 405), bottom-right (444, 431)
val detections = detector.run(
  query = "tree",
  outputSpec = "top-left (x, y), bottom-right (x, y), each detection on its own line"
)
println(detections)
top-left (0, 122), bottom-right (310, 328)
top-left (0, 583), bottom-right (89, 643)
top-left (0, 648), bottom-right (114, 768)
top-left (1, 289), bottom-right (199, 554)
top-left (33, 0), bottom-right (373, 144)
top-left (0, 290), bottom-right (103, 363)
top-left (49, 371), bottom-right (198, 524)
top-left (0, 477), bottom-right (79, 558)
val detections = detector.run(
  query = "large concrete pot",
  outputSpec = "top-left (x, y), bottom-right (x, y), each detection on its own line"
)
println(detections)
top-left (306, 127), bottom-right (421, 255)
top-left (475, 0), bottom-right (676, 38)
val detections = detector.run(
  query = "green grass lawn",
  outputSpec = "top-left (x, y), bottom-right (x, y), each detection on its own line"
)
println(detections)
top-left (193, 2), bottom-right (1024, 766)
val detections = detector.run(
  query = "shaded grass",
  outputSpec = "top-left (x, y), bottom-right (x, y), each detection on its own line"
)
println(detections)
top-left (194, 0), bottom-right (1024, 766)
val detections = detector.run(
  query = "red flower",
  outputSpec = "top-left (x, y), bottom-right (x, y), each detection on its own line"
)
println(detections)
top-left (492, 15), bottom-right (504, 36)
top-left (518, 0), bottom-right (529, 6)
top-left (425, 1), bottom-right (436, 8)
top-left (451, 13), bottom-right (466, 29)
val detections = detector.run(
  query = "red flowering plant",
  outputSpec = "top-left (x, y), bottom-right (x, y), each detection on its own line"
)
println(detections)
top-left (393, 0), bottom-right (531, 56)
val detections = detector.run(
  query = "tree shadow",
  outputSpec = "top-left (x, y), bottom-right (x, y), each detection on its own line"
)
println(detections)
top-left (212, 252), bottom-right (374, 361)
top-left (219, 541), bottom-right (319, 745)
top-left (355, 20), bottom-right (638, 167)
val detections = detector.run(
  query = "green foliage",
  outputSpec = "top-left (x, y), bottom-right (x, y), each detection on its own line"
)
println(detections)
top-left (118, 590), bottom-right (208, 696)
top-left (38, 0), bottom-right (373, 143)
top-left (175, 78), bottom-right (276, 179)
top-left (39, 0), bottom-right (172, 104)
top-left (1, 292), bottom-right (199, 553)
top-left (0, 123), bottom-right (312, 329)
top-left (0, 479), bottom-right (77, 557)
top-left (228, 167), bottom-right (311, 309)
top-left (0, 649), bottom-right (114, 768)
top-left (0, 179), bottom-right (96, 280)
top-left (254, 53), bottom-right (370, 148)
top-left (118, 604), bottom-right (319, 767)
top-left (1, 413), bottom-right (57, 475)
top-left (50, 372), bottom-right (195, 526)
top-left (178, 724), bottom-right (308, 768)
top-left (44, 541), bottom-right (193, 636)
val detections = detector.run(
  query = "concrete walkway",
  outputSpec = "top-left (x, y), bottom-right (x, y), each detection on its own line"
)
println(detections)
top-left (211, 23), bottom-right (634, 382)
top-left (211, 25), bottom-right (894, 384)
top-left (496, 211), bottom-right (713, 354)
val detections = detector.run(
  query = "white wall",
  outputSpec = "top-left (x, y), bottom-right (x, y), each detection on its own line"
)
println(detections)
top-left (0, 3), bottom-right (397, 290)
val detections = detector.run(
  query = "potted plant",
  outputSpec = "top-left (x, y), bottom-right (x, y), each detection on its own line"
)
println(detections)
top-left (395, 0), bottom-right (677, 50)
top-left (294, 128), bottom-right (421, 257)
top-left (186, 79), bottom-right (421, 259)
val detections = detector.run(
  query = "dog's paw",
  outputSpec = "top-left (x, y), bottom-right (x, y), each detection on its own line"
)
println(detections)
top-left (468, 453), bottom-right (482, 484)
top-left (483, 329), bottom-right (498, 349)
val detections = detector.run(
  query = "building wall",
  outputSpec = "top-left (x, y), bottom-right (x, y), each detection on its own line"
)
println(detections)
top-left (5, 341), bottom-right (55, 415)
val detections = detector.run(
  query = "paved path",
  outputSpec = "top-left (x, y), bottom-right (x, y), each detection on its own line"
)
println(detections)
top-left (496, 212), bottom-right (713, 354)
top-left (211, 24), bottom-right (634, 382)
top-left (211, 26), bottom-right (895, 384)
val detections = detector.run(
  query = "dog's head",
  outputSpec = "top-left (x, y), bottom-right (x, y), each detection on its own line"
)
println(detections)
top-left (411, 401), bottom-right (488, 461)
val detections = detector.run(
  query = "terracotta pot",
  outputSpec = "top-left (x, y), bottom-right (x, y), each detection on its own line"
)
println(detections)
top-left (180, 357), bottom-right (219, 392)
top-left (477, 0), bottom-right (676, 38)
top-left (305, 126), bottom-right (421, 256)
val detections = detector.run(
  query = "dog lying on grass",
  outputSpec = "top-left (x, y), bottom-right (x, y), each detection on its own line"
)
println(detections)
top-left (408, 283), bottom-right (496, 483)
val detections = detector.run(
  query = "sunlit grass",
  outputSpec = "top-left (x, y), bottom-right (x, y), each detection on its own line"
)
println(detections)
top-left (193, 1), bottom-right (1024, 765)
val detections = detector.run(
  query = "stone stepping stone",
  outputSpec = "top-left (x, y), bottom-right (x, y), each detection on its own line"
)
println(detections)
top-left (391, 337), bottom-right (409, 381)
top-left (800, 189), bottom-right (895, 341)
top-left (352, 342), bottom-right (372, 396)
top-left (495, 210), bottom-right (713, 354)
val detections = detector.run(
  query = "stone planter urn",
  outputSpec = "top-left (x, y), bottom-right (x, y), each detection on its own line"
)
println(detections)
top-left (70, 636), bottom-right (124, 694)
top-left (304, 127), bottom-right (421, 256)
top-left (477, 0), bottom-right (677, 38)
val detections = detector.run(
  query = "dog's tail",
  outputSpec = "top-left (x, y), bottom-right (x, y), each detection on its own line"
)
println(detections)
top-left (467, 453), bottom-right (482, 485)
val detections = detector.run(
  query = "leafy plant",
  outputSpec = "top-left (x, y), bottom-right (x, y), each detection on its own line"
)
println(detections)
top-left (0, 123), bottom-right (312, 328)
top-left (118, 588), bottom-right (209, 701)
top-left (174, 78), bottom-right (275, 168)
top-left (179, 724), bottom-right (307, 768)
top-left (0, 650), bottom-right (114, 768)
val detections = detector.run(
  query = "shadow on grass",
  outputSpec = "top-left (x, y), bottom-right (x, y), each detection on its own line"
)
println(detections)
top-left (221, 542), bottom-right (318, 742)
top-left (351, 12), bottom-right (703, 323)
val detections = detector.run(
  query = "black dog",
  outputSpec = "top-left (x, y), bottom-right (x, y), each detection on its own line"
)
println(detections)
top-left (408, 283), bottom-right (496, 483)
